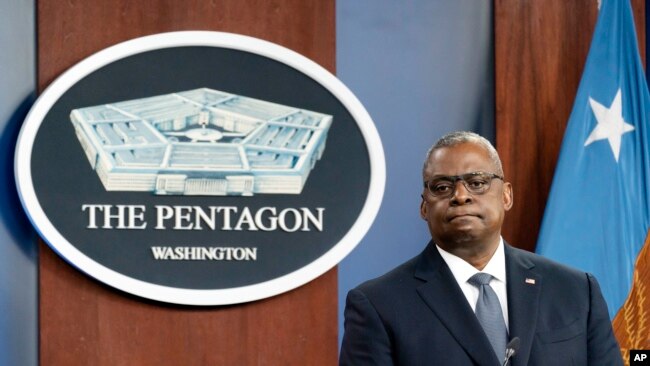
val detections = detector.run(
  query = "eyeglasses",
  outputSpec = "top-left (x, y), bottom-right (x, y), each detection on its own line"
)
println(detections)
top-left (424, 172), bottom-right (504, 198)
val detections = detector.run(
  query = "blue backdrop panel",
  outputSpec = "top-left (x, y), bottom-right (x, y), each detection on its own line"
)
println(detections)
top-left (336, 0), bottom-right (494, 345)
top-left (0, 1), bottom-right (37, 365)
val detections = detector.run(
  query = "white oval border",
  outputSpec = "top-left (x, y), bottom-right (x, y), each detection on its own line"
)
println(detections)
top-left (15, 31), bottom-right (386, 305)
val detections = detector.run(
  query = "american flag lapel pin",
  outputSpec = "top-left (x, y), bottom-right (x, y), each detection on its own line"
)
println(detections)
top-left (525, 278), bottom-right (536, 285)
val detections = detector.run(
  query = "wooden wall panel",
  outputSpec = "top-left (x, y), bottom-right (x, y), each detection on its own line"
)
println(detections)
top-left (495, 0), bottom-right (645, 252)
top-left (37, 1), bottom-right (336, 365)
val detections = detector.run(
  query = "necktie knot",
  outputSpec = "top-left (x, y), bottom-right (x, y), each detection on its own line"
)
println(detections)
top-left (468, 272), bottom-right (493, 287)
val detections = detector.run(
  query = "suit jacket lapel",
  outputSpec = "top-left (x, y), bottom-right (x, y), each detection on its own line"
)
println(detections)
top-left (504, 244), bottom-right (541, 366)
top-left (414, 242), bottom-right (501, 366)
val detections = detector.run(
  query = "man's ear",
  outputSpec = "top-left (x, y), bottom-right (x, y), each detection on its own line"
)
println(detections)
top-left (420, 195), bottom-right (428, 220)
top-left (502, 182), bottom-right (513, 211)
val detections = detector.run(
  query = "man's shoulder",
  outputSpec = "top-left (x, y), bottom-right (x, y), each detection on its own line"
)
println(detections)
top-left (507, 244), bottom-right (588, 281)
top-left (352, 252), bottom-right (423, 297)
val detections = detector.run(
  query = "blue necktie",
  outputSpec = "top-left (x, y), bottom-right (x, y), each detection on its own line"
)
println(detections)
top-left (468, 272), bottom-right (508, 361)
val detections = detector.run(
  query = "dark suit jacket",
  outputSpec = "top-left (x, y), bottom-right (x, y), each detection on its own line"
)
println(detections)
top-left (340, 242), bottom-right (622, 366)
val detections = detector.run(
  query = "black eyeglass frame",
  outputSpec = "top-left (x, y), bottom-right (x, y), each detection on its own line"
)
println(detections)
top-left (423, 171), bottom-right (504, 198)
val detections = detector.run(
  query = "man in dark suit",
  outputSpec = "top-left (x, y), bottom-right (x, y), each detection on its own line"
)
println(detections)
top-left (340, 131), bottom-right (622, 365)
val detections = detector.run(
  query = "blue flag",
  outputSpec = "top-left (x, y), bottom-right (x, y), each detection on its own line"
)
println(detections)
top-left (536, 0), bottom-right (650, 319)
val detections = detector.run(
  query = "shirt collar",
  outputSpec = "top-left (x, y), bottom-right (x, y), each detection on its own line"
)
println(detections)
top-left (436, 237), bottom-right (506, 284)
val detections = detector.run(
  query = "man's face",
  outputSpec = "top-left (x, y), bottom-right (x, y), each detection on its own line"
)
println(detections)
top-left (420, 142), bottom-right (513, 249)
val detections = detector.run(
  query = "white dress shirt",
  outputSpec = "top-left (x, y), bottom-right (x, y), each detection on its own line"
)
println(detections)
top-left (436, 238), bottom-right (509, 330)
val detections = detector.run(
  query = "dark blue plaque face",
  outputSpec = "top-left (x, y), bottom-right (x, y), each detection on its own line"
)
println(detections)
top-left (17, 33), bottom-right (384, 305)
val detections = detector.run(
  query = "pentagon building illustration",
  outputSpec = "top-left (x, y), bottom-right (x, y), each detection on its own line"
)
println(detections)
top-left (69, 88), bottom-right (332, 196)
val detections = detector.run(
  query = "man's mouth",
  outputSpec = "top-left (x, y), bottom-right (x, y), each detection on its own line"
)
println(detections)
top-left (447, 212), bottom-right (480, 222)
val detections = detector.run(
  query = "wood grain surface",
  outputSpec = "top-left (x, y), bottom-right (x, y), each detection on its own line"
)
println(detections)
top-left (37, 1), bottom-right (336, 365)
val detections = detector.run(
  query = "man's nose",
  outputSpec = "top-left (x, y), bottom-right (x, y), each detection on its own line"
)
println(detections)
top-left (450, 180), bottom-right (472, 205)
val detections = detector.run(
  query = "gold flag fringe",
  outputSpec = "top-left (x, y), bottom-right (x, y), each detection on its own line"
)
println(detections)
top-left (613, 231), bottom-right (650, 366)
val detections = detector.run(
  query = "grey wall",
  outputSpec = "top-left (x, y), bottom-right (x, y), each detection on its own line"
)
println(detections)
top-left (0, 1), bottom-right (37, 365)
top-left (336, 0), bottom-right (494, 345)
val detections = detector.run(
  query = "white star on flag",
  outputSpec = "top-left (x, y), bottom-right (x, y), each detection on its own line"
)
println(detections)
top-left (584, 88), bottom-right (635, 162)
